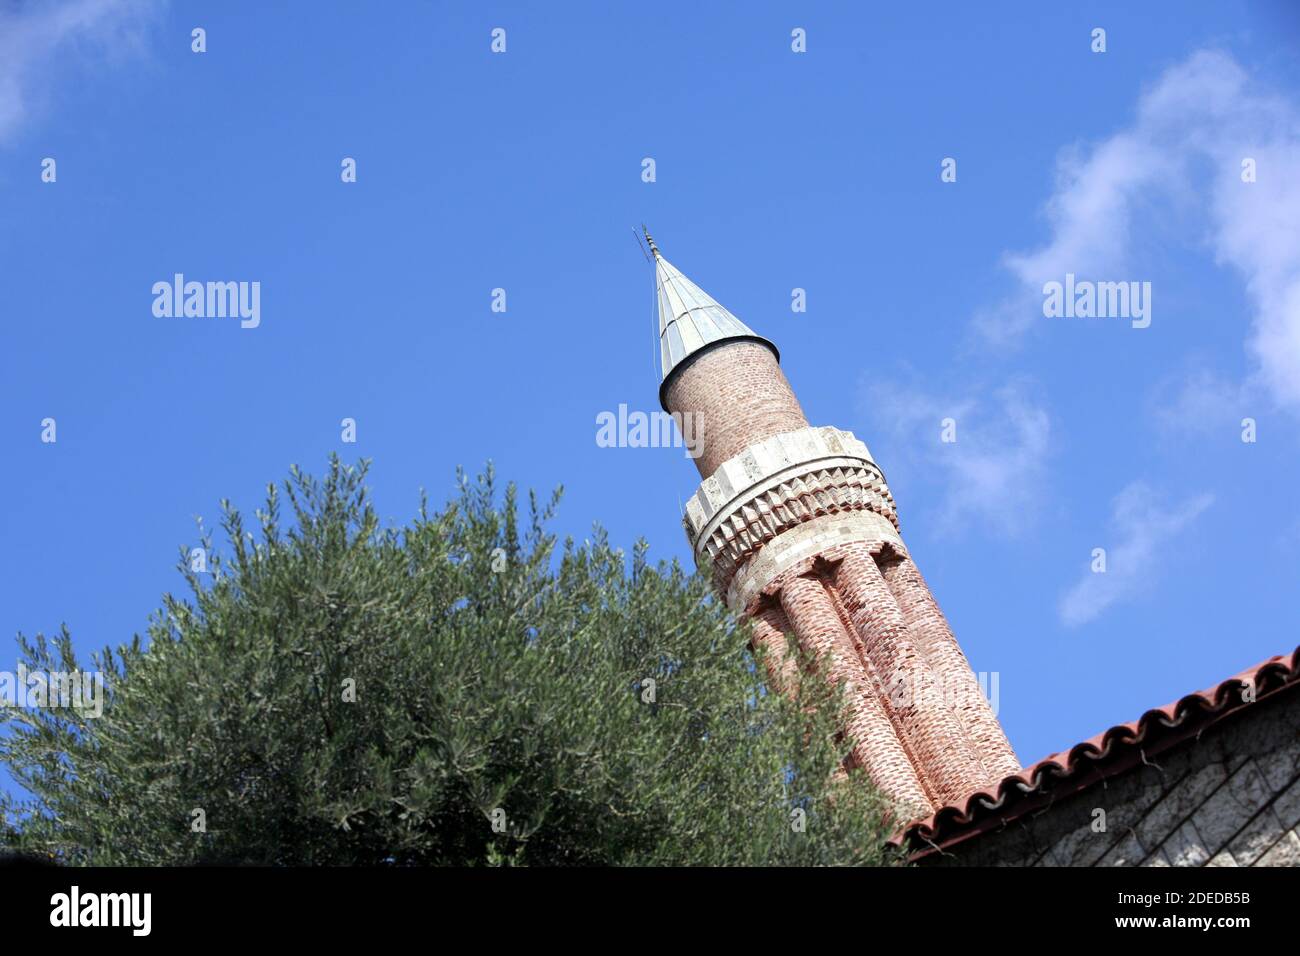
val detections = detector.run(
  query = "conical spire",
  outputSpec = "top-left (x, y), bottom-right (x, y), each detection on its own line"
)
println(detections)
top-left (645, 229), bottom-right (779, 406)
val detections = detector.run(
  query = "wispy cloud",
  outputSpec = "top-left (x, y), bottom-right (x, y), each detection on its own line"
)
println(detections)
top-left (976, 50), bottom-right (1300, 415)
top-left (1148, 362), bottom-right (1252, 438)
top-left (0, 0), bottom-right (159, 142)
top-left (973, 133), bottom-right (1166, 345)
top-left (863, 378), bottom-right (1050, 538)
top-left (1058, 482), bottom-right (1214, 628)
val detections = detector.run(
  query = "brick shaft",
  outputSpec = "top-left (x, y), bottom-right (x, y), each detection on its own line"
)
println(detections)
top-left (662, 341), bottom-right (807, 477)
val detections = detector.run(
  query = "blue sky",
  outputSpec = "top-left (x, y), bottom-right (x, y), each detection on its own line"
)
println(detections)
top-left (2, 1), bottom-right (1299, 802)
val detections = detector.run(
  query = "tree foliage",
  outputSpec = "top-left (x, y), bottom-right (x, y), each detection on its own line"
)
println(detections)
top-left (1, 458), bottom-right (902, 865)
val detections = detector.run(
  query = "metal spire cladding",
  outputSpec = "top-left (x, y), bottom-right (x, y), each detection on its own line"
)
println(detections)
top-left (645, 228), bottom-right (779, 402)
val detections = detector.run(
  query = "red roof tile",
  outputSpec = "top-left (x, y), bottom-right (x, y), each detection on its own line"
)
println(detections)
top-left (897, 646), bottom-right (1300, 859)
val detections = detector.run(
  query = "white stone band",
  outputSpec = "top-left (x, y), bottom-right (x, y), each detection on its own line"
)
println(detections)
top-left (725, 510), bottom-right (905, 613)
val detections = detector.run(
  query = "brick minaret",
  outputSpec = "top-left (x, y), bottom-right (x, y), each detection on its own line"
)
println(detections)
top-left (648, 232), bottom-right (1021, 815)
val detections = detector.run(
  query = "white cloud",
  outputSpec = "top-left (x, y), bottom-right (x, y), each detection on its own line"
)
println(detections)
top-left (863, 379), bottom-right (1050, 538)
top-left (0, 0), bottom-right (159, 142)
top-left (1058, 482), bottom-right (1213, 627)
top-left (977, 50), bottom-right (1300, 414)
top-left (1148, 363), bottom-right (1252, 438)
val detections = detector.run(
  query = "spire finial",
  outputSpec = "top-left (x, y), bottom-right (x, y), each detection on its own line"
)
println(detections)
top-left (642, 224), bottom-right (661, 259)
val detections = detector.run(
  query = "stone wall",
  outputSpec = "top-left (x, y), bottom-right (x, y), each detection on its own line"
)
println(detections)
top-left (921, 684), bottom-right (1300, 866)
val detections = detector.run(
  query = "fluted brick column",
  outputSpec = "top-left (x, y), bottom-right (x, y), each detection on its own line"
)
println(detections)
top-left (829, 548), bottom-right (986, 804)
top-left (878, 554), bottom-right (1021, 782)
top-left (748, 603), bottom-right (801, 694)
top-left (777, 572), bottom-right (932, 812)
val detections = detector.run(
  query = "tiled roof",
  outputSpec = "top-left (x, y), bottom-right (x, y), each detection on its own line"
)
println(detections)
top-left (897, 646), bottom-right (1300, 859)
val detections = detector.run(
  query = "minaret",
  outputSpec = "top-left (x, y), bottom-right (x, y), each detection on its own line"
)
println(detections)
top-left (647, 231), bottom-right (1021, 815)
